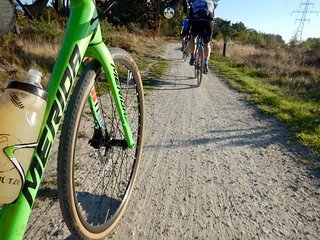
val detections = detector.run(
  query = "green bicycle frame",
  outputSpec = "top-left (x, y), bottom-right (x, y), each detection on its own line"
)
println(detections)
top-left (0, 0), bottom-right (134, 239)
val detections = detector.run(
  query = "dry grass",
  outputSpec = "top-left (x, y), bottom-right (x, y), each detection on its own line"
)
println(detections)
top-left (0, 17), bottom-right (159, 92)
top-left (0, 12), bottom-right (64, 90)
top-left (216, 42), bottom-right (320, 80)
top-left (102, 22), bottom-right (159, 56)
top-left (212, 41), bottom-right (320, 92)
top-left (0, 38), bottom-right (60, 90)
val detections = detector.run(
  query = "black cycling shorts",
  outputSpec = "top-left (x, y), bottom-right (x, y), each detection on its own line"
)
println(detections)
top-left (190, 20), bottom-right (214, 44)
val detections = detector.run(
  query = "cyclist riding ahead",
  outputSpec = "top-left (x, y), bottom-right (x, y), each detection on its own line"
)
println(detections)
top-left (169, 0), bottom-right (218, 74)
top-left (180, 15), bottom-right (190, 51)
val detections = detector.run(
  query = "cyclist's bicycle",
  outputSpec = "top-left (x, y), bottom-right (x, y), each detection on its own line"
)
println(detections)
top-left (194, 34), bottom-right (204, 87)
top-left (182, 34), bottom-right (190, 62)
top-left (0, 0), bottom-right (144, 239)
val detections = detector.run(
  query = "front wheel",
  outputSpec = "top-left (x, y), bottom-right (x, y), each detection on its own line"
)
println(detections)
top-left (57, 48), bottom-right (144, 239)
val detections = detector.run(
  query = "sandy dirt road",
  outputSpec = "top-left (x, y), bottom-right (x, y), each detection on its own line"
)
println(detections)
top-left (24, 42), bottom-right (319, 239)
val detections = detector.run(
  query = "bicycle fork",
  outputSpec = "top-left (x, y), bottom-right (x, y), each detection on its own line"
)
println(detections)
top-left (86, 43), bottom-right (135, 149)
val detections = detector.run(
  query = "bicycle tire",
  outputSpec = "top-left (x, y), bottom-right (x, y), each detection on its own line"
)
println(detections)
top-left (182, 40), bottom-right (189, 62)
top-left (57, 48), bottom-right (144, 240)
top-left (197, 45), bottom-right (204, 87)
top-left (194, 48), bottom-right (198, 79)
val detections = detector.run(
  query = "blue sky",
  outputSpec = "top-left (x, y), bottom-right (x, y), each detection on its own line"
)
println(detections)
top-left (215, 0), bottom-right (320, 42)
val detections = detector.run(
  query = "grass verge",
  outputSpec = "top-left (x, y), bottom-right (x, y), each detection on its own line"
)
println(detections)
top-left (144, 60), bottom-right (171, 89)
top-left (210, 56), bottom-right (320, 154)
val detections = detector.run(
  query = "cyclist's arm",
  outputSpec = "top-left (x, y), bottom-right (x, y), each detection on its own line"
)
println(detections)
top-left (213, 0), bottom-right (219, 10)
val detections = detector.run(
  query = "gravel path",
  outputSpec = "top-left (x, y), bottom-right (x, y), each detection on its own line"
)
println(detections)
top-left (24, 42), bottom-right (320, 240)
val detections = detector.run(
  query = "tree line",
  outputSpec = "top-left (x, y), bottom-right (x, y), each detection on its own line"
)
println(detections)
top-left (4, 0), bottom-right (320, 50)
top-left (213, 18), bottom-right (285, 48)
top-left (292, 38), bottom-right (320, 50)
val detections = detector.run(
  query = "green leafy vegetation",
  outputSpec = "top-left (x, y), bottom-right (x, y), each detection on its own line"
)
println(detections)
top-left (214, 19), bottom-right (285, 48)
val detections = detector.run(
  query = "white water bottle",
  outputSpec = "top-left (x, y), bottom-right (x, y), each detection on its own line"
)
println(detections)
top-left (0, 69), bottom-right (48, 204)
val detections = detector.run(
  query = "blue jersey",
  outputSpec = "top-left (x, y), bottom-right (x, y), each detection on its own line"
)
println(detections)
top-left (191, 0), bottom-right (215, 20)
top-left (181, 18), bottom-right (189, 30)
top-left (192, 0), bottom-right (214, 13)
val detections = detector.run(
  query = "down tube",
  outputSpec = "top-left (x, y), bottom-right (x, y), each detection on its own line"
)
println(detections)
top-left (0, 5), bottom-right (95, 240)
top-left (87, 43), bottom-right (135, 148)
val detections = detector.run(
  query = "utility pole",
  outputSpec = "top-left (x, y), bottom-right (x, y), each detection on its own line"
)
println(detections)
top-left (292, 0), bottom-right (319, 41)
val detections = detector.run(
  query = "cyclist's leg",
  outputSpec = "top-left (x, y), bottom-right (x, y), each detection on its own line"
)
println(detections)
top-left (203, 43), bottom-right (209, 73)
top-left (189, 34), bottom-right (196, 65)
top-left (189, 22), bottom-right (199, 65)
top-left (203, 21), bottom-right (214, 73)
top-left (181, 30), bottom-right (188, 51)
top-left (186, 34), bottom-right (190, 53)
top-left (204, 43), bottom-right (211, 60)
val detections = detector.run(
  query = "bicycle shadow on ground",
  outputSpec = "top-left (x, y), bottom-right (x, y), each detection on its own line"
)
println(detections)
top-left (143, 75), bottom-right (198, 91)
top-left (145, 126), bottom-right (285, 150)
top-left (37, 187), bottom-right (122, 239)
top-left (63, 192), bottom-right (121, 239)
top-left (145, 117), bottom-right (320, 180)
top-left (37, 186), bottom-right (59, 201)
top-left (76, 191), bottom-right (121, 224)
top-left (65, 235), bottom-right (77, 240)
top-left (38, 187), bottom-right (121, 221)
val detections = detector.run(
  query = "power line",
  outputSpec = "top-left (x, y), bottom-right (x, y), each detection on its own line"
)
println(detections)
top-left (292, 0), bottom-right (319, 41)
